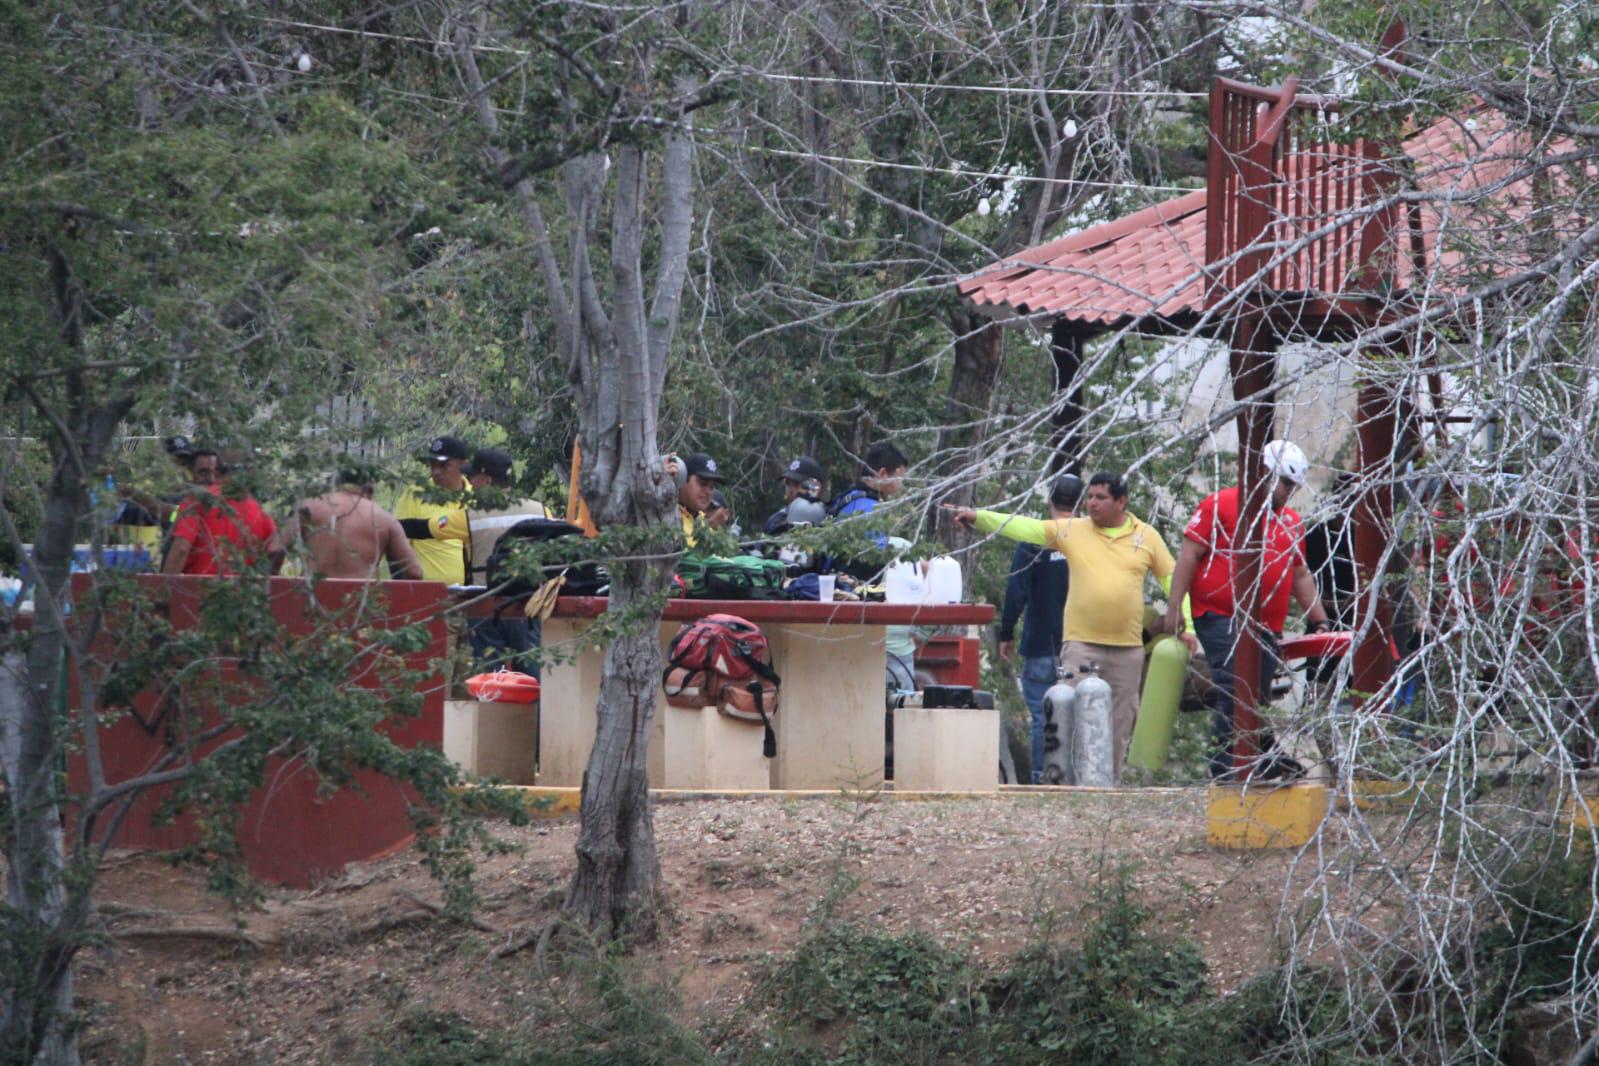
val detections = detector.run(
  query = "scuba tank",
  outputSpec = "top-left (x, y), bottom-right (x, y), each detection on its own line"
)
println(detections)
top-left (1040, 668), bottom-right (1077, 785)
top-left (1072, 661), bottom-right (1115, 787)
top-left (1127, 636), bottom-right (1190, 772)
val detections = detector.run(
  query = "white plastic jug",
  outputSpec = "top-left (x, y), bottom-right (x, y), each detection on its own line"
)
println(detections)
top-left (884, 560), bottom-right (925, 604)
top-left (923, 556), bottom-right (962, 604)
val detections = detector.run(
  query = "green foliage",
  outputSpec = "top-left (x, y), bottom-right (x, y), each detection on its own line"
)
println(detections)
top-left (1202, 964), bottom-right (1367, 1065)
top-left (0, 439), bottom-right (49, 561)
top-left (369, 1009), bottom-right (526, 1066)
top-left (747, 860), bottom-right (1339, 1065)
top-left (363, 941), bottom-right (713, 1066)
top-left (766, 923), bottom-right (973, 1054)
top-left (83, 575), bottom-right (525, 913)
top-left (342, 860), bottom-right (1379, 1066)
top-left (1473, 849), bottom-right (1599, 1019)
top-left (974, 864), bottom-right (1212, 1064)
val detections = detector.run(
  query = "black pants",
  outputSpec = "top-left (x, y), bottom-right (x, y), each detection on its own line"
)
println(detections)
top-left (1193, 613), bottom-right (1280, 778)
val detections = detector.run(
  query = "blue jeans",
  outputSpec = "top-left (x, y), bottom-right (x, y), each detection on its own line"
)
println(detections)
top-left (469, 615), bottom-right (542, 679)
top-left (1020, 654), bottom-right (1059, 784)
top-left (1192, 613), bottom-right (1279, 778)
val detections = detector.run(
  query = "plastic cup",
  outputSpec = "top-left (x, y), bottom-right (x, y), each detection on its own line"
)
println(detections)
top-left (817, 574), bottom-right (837, 602)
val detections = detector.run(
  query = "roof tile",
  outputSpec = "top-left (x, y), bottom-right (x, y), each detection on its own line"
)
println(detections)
top-left (959, 102), bottom-right (1577, 330)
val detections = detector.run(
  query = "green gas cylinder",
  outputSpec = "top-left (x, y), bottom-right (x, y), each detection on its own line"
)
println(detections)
top-left (1127, 636), bottom-right (1189, 771)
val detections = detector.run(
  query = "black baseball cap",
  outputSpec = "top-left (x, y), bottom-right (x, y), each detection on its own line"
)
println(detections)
top-left (162, 435), bottom-right (194, 458)
top-left (1050, 473), bottom-right (1086, 508)
top-left (466, 447), bottom-right (513, 482)
top-left (781, 455), bottom-right (826, 484)
top-left (425, 435), bottom-right (470, 462)
top-left (709, 489), bottom-right (729, 511)
top-left (683, 452), bottom-right (726, 482)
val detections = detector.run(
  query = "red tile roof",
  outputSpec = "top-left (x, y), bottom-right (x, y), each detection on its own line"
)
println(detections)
top-left (959, 191), bottom-right (1208, 329)
top-left (958, 102), bottom-right (1587, 333)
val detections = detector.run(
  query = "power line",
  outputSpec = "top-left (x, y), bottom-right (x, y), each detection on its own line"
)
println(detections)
top-left (753, 71), bottom-right (1207, 101)
top-left (257, 16), bottom-right (1198, 195)
top-left (247, 15), bottom-right (1210, 104)
top-left (248, 15), bottom-right (506, 53)
top-left (368, 84), bottom-right (1197, 194)
top-left (742, 145), bottom-right (1196, 193)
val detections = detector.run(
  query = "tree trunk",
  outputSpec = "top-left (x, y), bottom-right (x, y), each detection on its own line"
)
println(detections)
top-left (934, 313), bottom-right (1004, 558)
top-left (459, 22), bottom-right (698, 939)
top-left (2, 472), bottom-right (83, 1066)
top-left (1, 243), bottom-right (112, 1066)
top-left (1048, 322), bottom-right (1087, 476)
top-left (561, 547), bottom-right (670, 938)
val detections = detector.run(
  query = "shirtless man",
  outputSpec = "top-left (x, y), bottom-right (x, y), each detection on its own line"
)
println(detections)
top-left (287, 473), bottom-right (424, 580)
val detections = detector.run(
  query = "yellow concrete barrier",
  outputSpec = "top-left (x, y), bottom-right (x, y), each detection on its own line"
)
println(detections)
top-left (1339, 778), bottom-right (1443, 813)
top-left (1206, 782), bottom-right (1327, 849)
top-left (1560, 795), bottom-right (1599, 845)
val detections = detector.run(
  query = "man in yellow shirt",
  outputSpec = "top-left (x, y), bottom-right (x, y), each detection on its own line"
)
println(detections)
top-left (673, 452), bottom-right (725, 548)
top-left (953, 472), bottom-right (1181, 779)
top-left (394, 435), bottom-right (473, 585)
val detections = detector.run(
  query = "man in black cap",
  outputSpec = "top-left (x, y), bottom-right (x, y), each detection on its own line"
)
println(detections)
top-left (394, 434), bottom-right (473, 585)
top-left (465, 447), bottom-right (548, 582)
top-left (464, 447), bottom-right (549, 676)
top-left (109, 435), bottom-right (196, 557)
top-left (674, 452), bottom-right (725, 545)
top-left (997, 473), bottom-right (1082, 782)
top-left (163, 434), bottom-right (196, 469)
top-left (762, 455), bottom-right (828, 535)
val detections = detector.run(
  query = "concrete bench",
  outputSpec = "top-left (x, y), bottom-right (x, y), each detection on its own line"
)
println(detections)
top-left (537, 597), bottom-right (994, 791)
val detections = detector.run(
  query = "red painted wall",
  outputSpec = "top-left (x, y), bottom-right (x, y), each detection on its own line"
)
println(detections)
top-left (66, 576), bottom-right (448, 888)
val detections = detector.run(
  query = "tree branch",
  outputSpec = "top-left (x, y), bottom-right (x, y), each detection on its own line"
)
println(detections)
top-left (646, 95), bottom-right (696, 381)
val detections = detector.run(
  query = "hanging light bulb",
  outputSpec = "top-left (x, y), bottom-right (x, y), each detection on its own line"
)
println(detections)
top-left (296, 51), bottom-right (313, 73)
top-left (977, 197), bottom-right (992, 217)
top-left (1063, 118), bottom-right (1078, 139)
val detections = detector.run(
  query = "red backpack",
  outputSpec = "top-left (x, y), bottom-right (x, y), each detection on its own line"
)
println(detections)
top-left (662, 614), bottom-right (781, 757)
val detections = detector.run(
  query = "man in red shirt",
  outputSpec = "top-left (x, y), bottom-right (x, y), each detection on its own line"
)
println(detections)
top-left (1164, 440), bottom-right (1329, 778)
top-left (160, 449), bottom-right (281, 576)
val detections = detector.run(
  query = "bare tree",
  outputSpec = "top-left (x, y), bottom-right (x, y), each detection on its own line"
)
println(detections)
top-left (673, 0), bottom-right (1213, 556)
top-left (947, 2), bottom-right (1599, 1057)
top-left (451, 4), bottom-right (719, 938)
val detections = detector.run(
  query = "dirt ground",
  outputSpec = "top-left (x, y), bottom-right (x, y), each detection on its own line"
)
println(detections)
top-left (74, 787), bottom-right (1336, 1064)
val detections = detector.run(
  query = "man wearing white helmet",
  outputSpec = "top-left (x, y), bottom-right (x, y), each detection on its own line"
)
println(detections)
top-left (1164, 440), bottom-right (1330, 779)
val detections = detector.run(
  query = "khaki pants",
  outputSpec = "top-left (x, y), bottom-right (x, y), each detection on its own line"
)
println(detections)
top-left (1059, 641), bottom-right (1146, 782)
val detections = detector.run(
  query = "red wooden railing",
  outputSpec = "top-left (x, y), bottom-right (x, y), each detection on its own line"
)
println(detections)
top-left (1205, 77), bottom-right (1406, 308)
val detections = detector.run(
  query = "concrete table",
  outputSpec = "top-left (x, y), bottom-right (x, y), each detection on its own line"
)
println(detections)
top-left (537, 597), bottom-right (994, 790)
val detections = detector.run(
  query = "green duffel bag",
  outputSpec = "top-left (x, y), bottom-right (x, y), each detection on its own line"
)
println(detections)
top-left (678, 553), bottom-right (787, 600)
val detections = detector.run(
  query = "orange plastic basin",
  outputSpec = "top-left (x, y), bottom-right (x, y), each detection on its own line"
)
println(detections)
top-left (465, 671), bottom-right (541, 704)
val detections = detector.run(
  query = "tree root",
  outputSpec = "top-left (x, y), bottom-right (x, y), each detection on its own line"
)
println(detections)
top-left (493, 912), bottom-right (576, 963)
top-left (342, 895), bottom-right (506, 942)
top-left (493, 926), bottom-right (543, 960)
top-left (94, 902), bottom-right (174, 921)
top-left (394, 889), bottom-right (503, 934)
top-left (112, 925), bottom-right (274, 949)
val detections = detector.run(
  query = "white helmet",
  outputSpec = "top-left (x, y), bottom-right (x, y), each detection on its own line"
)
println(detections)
top-left (1262, 440), bottom-right (1309, 485)
top-left (786, 496), bottom-right (827, 526)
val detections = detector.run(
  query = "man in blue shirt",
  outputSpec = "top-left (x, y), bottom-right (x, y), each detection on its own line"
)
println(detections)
top-left (826, 441), bottom-right (908, 581)
top-left (827, 441), bottom-right (907, 520)
top-left (997, 474), bottom-right (1083, 782)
